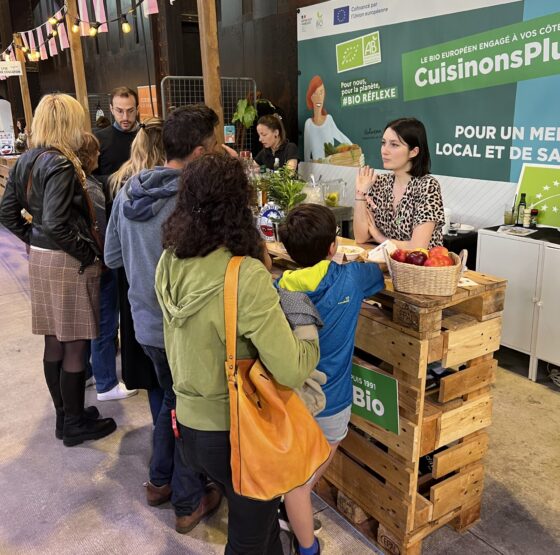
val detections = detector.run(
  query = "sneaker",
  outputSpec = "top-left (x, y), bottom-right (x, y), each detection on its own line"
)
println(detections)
top-left (278, 502), bottom-right (322, 535)
top-left (97, 382), bottom-right (138, 401)
top-left (85, 376), bottom-right (96, 388)
top-left (292, 535), bottom-right (321, 555)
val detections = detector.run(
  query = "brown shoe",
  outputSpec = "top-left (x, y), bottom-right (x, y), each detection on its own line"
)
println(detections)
top-left (146, 481), bottom-right (172, 506)
top-left (175, 484), bottom-right (222, 534)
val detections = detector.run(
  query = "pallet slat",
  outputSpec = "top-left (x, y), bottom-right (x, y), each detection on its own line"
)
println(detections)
top-left (430, 464), bottom-right (484, 519)
top-left (436, 394), bottom-right (492, 449)
top-left (432, 433), bottom-right (489, 478)
top-left (442, 317), bottom-right (502, 367)
top-left (438, 359), bottom-right (497, 402)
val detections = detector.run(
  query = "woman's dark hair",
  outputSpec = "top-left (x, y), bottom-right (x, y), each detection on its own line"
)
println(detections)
top-left (384, 117), bottom-right (431, 177)
top-left (279, 204), bottom-right (337, 267)
top-left (162, 154), bottom-right (264, 261)
top-left (257, 114), bottom-right (286, 144)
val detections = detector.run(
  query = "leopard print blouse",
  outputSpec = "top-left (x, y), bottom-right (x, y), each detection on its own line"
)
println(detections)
top-left (366, 173), bottom-right (445, 248)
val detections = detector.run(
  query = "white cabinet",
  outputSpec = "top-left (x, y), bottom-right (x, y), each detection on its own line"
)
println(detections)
top-left (535, 244), bottom-right (560, 367)
top-left (477, 229), bottom-right (560, 380)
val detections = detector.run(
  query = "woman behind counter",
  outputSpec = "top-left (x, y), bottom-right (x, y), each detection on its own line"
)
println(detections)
top-left (354, 117), bottom-right (445, 250)
top-left (254, 114), bottom-right (298, 171)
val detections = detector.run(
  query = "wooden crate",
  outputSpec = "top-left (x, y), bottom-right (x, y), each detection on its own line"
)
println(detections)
top-left (0, 155), bottom-right (18, 199)
top-left (316, 272), bottom-right (506, 554)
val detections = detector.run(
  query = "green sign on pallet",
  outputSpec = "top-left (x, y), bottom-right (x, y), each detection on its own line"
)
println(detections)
top-left (351, 363), bottom-right (400, 435)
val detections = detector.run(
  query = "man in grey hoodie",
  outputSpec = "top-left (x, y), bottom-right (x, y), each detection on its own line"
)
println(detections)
top-left (104, 105), bottom-right (221, 533)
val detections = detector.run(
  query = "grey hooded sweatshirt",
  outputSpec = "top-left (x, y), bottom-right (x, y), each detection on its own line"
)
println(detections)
top-left (104, 166), bottom-right (180, 348)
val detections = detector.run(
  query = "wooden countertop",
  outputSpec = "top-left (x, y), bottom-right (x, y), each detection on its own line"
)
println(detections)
top-left (266, 238), bottom-right (507, 310)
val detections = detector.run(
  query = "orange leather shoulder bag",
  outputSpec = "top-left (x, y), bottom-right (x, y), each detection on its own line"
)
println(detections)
top-left (224, 256), bottom-right (331, 501)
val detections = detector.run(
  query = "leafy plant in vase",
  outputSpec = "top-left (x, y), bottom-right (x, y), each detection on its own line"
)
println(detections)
top-left (259, 166), bottom-right (307, 240)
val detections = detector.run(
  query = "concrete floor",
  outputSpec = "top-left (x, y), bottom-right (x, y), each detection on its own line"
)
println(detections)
top-left (0, 225), bottom-right (559, 554)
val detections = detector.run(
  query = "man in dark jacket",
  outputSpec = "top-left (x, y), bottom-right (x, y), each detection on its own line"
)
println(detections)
top-left (93, 86), bottom-right (139, 185)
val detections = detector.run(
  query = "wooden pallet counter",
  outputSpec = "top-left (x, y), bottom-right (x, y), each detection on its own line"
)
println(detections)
top-left (326, 271), bottom-right (506, 554)
top-left (267, 242), bottom-right (507, 554)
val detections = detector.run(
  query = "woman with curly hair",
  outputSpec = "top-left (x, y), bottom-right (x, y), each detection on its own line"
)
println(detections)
top-left (0, 94), bottom-right (116, 446)
top-left (155, 153), bottom-right (319, 554)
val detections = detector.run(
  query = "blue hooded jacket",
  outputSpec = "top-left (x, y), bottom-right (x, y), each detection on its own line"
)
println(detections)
top-left (278, 261), bottom-right (384, 417)
top-left (105, 166), bottom-right (180, 348)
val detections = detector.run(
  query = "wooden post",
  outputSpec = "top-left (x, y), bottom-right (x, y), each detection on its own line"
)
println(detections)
top-left (65, 0), bottom-right (91, 131)
top-left (196, 0), bottom-right (224, 144)
top-left (13, 33), bottom-right (33, 131)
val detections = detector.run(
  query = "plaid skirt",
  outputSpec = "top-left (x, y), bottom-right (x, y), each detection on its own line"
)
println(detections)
top-left (28, 247), bottom-right (101, 341)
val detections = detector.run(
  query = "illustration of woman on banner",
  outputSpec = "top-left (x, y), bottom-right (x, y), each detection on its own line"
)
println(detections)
top-left (303, 75), bottom-right (359, 163)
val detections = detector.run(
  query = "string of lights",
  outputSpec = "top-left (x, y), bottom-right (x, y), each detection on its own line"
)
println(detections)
top-left (1, 0), bottom-right (147, 63)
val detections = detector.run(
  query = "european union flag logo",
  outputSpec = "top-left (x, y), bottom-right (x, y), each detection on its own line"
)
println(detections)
top-left (334, 6), bottom-right (349, 25)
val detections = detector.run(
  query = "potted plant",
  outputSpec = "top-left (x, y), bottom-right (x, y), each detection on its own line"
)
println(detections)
top-left (261, 166), bottom-right (307, 214)
top-left (232, 98), bottom-right (257, 151)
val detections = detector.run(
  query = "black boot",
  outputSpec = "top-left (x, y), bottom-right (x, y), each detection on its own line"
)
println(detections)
top-left (43, 361), bottom-right (100, 440)
top-left (60, 369), bottom-right (116, 447)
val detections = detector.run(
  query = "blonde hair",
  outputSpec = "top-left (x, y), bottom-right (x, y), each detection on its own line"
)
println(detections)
top-left (31, 93), bottom-right (87, 187)
top-left (109, 117), bottom-right (165, 197)
top-left (77, 132), bottom-right (100, 176)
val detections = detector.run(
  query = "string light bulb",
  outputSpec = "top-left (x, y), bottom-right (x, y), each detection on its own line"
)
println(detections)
top-left (48, 16), bottom-right (58, 26)
top-left (72, 18), bottom-right (80, 33)
top-left (88, 22), bottom-right (100, 37)
top-left (51, 27), bottom-right (58, 37)
top-left (121, 15), bottom-right (131, 34)
top-left (22, 45), bottom-right (29, 53)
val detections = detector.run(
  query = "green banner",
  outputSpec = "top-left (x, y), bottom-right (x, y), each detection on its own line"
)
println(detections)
top-left (403, 12), bottom-right (560, 101)
top-left (351, 363), bottom-right (399, 434)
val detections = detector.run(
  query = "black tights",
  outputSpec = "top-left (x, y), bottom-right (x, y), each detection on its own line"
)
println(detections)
top-left (44, 335), bottom-right (88, 374)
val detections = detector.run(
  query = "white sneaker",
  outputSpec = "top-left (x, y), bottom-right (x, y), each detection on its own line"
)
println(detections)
top-left (97, 382), bottom-right (138, 401)
top-left (85, 376), bottom-right (96, 388)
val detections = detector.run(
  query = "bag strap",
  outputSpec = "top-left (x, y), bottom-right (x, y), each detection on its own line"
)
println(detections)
top-left (79, 178), bottom-right (104, 254)
top-left (224, 256), bottom-right (245, 378)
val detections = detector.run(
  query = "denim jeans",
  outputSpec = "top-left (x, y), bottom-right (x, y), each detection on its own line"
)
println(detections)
top-left (178, 423), bottom-right (283, 555)
top-left (141, 344), bottom-right (206, 516)
top-left (91, 269), bottom-right (119, 393)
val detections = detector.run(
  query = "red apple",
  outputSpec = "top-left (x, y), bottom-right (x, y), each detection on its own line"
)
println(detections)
top-left (405, 251), bottom-right (428, 266)
top-left (429, 246), bottom-right (449, 258)
top-left (391, 249), bottom-right (409, 263)
top-left (424, 255), bottom-right (453, 267)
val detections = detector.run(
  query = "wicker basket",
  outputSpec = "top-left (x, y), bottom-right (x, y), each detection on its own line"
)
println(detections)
top-left (384, 250), bottom-right (466, 296)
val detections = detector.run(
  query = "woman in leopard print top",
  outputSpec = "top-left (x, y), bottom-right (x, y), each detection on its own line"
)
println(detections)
top-left (354, 118), bottom-right (445, 250)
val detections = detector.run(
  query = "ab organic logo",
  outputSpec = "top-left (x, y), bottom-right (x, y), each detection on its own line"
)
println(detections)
top-left (337, 31), bottom-right (381, 73)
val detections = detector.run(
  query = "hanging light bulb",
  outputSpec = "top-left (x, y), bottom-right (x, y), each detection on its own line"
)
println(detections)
top-left (48, 16), bottom-right (58, 26)
top-left (72, 18), bottom-right (80, 33)
top-left (121, 14), bottom-right (131, 34)
top-left (88, 22), bottom-right (100, 37)
top-left (22, 45), bottom-right (29, 53)
top-left (51, 27), bottom-right (58, 37)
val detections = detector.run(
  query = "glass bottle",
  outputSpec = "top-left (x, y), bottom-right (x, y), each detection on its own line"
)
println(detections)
top-left (516, 193), bottom-right (526, 226)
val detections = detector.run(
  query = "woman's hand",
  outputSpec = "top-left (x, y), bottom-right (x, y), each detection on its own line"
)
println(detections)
top-left (355, 165), bottom-right (377, 198)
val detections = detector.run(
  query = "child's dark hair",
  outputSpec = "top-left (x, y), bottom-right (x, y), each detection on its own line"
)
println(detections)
top-left (279, 204), bottom-right (337, 267)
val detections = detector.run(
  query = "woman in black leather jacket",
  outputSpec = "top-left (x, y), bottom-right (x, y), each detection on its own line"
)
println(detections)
top-left (0, 93), bottom-right (116, 447)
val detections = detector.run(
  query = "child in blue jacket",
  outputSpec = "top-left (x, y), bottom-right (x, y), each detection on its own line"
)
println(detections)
top-left (277, 203), bottom-right (384, 555)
